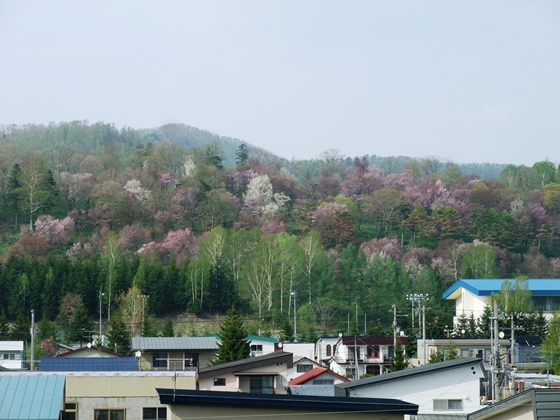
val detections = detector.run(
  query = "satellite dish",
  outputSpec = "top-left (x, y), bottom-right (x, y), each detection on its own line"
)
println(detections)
top-left (135, 350), bottom-right (142, 358)
top-left (498, 331), bottom-right (505, 339)
top-left (278, 343), bottom-right (283, 348)
top-left (87, 342), bottom-right (92, 348)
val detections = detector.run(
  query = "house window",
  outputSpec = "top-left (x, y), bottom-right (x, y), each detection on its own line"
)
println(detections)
top-left (94, 409), bottom-right (125, 420)
top-left (153, 353), bottom-right (168, 368)
top-left (61, 402), bottom-right (77, 420)
top-left (142, 407), bottom-right (166, 420)
top-left (326, 345), bottom-right (332, 357)
top-left (345, 367), bottom-right (356, 378)
top-left (250, 345), bottom-right (263, 352)
top-left (184, 353), bottom-right (199, 368)
top-left (434, 399), bottom-right (463, 410)
top-left (214, 378), bottom-right (226, 386)
top-left (3, 353), bottom-right (15, 360)
top-left (249, 376), bottom-right (274, 394)
top-left (348, 346), bottom-right (361, 360)
top-left (297, 364), bottom-right (312, 373)
top-left (313, 379), bottom-right (334, 385)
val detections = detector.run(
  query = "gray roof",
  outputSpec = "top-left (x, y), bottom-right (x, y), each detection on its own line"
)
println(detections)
top-left (336, 358), bottom-right (485, 391)
top-left (288, 384), bottom-right (335, 397)
top-left (131, 336), bottom-right (218, 351)
top-left (467, 388), bottom-right (560, 420)
top-left (199, 351), bottom-right (293, 378)
top-left (419, 415), bottom-right (468, 420)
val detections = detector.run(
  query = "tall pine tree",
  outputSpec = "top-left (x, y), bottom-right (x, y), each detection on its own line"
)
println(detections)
top-left (212, 306), bottom-right (250, 365)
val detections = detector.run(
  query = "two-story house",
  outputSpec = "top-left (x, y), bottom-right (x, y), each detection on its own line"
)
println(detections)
top-left (0, 341), bottom-right (25, 370)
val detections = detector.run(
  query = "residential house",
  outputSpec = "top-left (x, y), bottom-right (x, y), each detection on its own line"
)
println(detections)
top-left (443, 279), bottom-right (560, 324)
top-left (335, 357), bottom-right (486, 419)
top-left (132, 336), bottom-right (218, 370)
top-left (0, 368), bottom-right (197, 420)
top-left (287, 366), bottom-right (349, 396)
top-left (202, 334), bottom-right (279, 357)
top-left (0, 341), bottom-right (24, 370)
top-left (317, 336), bottom-right (408, 378)
top-left (275, 341), bottom-right (316, 359)
top-left (198, 351), bottom-right (293, 394)
top-left (156, 388), bottom-right (419, 419)
top-left (415, 338), bottom-right (510, 367)
top-left (467, 388), bottom-right (560, 420)
top-left (56, 346), bottom-right (122, 358)
top-left (287, 355), bottom-right (322, 381)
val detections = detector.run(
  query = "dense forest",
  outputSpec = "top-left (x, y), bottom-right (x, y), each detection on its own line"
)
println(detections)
top-left (0, 120), bottom-right (559, 348)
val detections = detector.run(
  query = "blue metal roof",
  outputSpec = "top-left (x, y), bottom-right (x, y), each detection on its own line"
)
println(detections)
top-left (442, 279), bottom-right (560, 300)
top-left (38, 357), bottom-right (138, 371)
top-left (0, 374), bottom-right (65, 420)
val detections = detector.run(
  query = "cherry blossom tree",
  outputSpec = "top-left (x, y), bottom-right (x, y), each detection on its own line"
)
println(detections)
top-left (35, 215), bottom-right (74, 245)
top-left (243, 174), bottom-right (290, 220)
top-left (124, 179), bottom-right (153, 206)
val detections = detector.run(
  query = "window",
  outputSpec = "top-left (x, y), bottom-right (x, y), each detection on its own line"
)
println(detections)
top-left (297, 364), bottom-right (312, 373)
top-left (213, 378), bottom-right (226, 386)
top-left (94, 409), bottom-right (124, 420)
top-left (326, 345), bottom-right (332, 357)
top-left (3, 353), bottom-right (15, 360)
top-left (61, 403), bottom-right (77, 420)
top-left (345, 367), bottom-right (356, 378)
top-left (184, 353), bottom-right (198, 368)
top-left (250, 344), bottom-right (263, 352)
top-left (313, 379), bottom-right (333, 385)
top-left (433, 399), bottom-right (463, 411)
top-left (153, 353), bottom-right (168, 368)
top-left (348, 346), bottom-right (361, 360)
top-left (249, 376), bottom-right (274, 394)
top-left (142, 408), bottom-right (166, 420)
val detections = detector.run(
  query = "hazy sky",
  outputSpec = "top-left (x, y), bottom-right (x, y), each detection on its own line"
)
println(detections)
top-left (1, 1), bottom-right (559, 165)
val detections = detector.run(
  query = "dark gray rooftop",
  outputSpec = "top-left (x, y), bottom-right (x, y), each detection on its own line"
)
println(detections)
top-left (131, 336), bottom-right (218, 350)
top-left (199, 351), bottom-right (293, 378)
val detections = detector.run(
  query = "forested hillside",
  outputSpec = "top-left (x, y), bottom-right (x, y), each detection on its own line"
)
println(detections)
top-left (0, 121), bottom-right (559, 344)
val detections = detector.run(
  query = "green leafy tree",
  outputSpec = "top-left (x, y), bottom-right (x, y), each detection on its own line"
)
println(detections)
top-left (212, 306), bottom-right (250, 365)
top-left (428, 340), bottom-right (459, 364)
top-left (161, 317), bottom-right (175, 337)
top-left (541, 312), bottom-right (560, 374)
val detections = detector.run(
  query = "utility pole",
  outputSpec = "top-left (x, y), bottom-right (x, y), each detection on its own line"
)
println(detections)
top-left (290, 291), bottom-right (297, 341)
top-left (139, 294), bottom-right (149, 334)
top-left (30, 309), bottom-right (35, 371)
top-left (493, 299), bottom-right (500, 403)
top-left (99, 290), bottom-right (105, 342)
top-left (407, 294), bottom-right (429, 364)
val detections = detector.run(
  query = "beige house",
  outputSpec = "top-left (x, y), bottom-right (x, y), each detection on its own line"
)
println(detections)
top-left (198, 351), bottom-right (293, 394)
top-left (132, 336), bottom-right (218, 370)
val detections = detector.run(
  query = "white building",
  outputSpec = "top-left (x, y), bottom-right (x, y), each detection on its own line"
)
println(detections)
top-left (0, 341), bottom-right (25, 370)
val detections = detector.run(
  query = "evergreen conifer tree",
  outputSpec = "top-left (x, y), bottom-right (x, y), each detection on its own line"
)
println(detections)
top-left (390, 338), bottom-right (408, 372)
top-left (107, 312), bottom-right (131, 355)
top-left (212, 306), bottom-right (250, 365)
top-left (161, 317), bottom-right (175, 337)
top-left (141, 315), bottom-right (158, 337)
top-left (0, 310), bottom-right (10, 340)
top-left (67, 303), bottom-right (94, 345)
top-left (11, 310), bottom-right (31, 342)
top-left (278, 317), bottom-right (294, 342)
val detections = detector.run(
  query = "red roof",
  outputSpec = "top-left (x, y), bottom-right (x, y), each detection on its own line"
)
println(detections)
top-left (288, 367), bottom-right (349, 386)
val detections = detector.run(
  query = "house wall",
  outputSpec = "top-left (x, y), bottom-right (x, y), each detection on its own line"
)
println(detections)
top-left (65, 374), bottom-right (196, 420)
top-left (315, 337), bottom-right (340, 360)
top-left (249, 340), bottom-right (276, 357)
top-left (344, 364), bottom-right (484, 415)
top-left (455, 290), bottom-right (489, 324)
top-left (0, 341), bottom-right (24, 370)
top-left (473, 405), bottom-right (532, 420)
top-left (169, 405), bottom-right (405, 420)
top-left (199, 363), bottom-right (290, 393)
top-left (281, 343), bottom-right (315, 359)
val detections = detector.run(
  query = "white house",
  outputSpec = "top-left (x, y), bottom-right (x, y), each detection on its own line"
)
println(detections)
top-left (0, 341), bottom-right (25, 370)
top-left (335, 357), bottom-right (486, 418)
top-left (442, 279), bottom-right (560, 324)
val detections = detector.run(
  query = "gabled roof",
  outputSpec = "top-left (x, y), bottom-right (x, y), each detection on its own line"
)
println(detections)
top-left (0, 374), bottom-right (66, 420)
top-left (443, 279), bottom-right (560, 300)
top-left (467, 388), bottom-right (560, 420)
top-left (131, 336), bottom-right (218, 351)
top-left (199, 351), bottom-right (293, 379)
top-left (335, 358), bottom-right (485, 391)
top-left (57, 346), bottom-right (122, 357)
top-left (200, 334), bottom-right (278, 343)
top-left (288, 367), bottom-right (349, 386)
top-left (156, 389), bottom-right (418, 415)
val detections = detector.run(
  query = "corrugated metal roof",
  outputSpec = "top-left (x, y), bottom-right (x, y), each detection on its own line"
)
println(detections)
top-left (289, 384), bottom-right (335, 396)
top-left (0, 374), bottom-right (65, 420)
top-left (131, 336), bottom-right (218, 350)
top-left (38, 357), bottom-right (138, 371)
top-left (443, 279), bottom-right (560, 299)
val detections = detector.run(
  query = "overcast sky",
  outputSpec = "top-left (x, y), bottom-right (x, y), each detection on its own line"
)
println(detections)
top-left (1, 1), bottom-right (559, 165)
